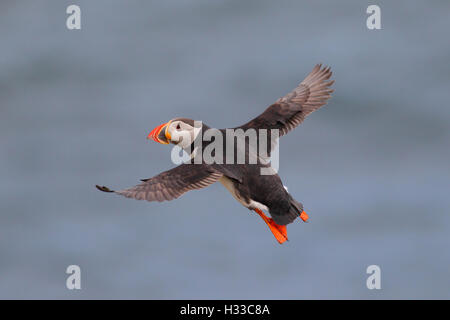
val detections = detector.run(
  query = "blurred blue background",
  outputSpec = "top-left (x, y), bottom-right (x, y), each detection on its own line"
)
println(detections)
top-left (0, 1), bottom-right (449, 299)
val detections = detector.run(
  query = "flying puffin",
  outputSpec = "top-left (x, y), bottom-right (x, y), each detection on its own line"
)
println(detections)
top-left (96, 64), bottom-right (334, 244)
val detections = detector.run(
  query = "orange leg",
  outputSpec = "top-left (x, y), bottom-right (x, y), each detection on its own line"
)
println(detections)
top-left (254, 208), bottom-right (288, 244)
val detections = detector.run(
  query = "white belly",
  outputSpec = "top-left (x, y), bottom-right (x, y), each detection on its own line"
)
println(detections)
top-left (219, 176), bottom-right (269, 211)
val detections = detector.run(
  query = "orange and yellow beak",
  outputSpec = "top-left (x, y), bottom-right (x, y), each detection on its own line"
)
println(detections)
top-left (148, 121), bottom-right (172, 144)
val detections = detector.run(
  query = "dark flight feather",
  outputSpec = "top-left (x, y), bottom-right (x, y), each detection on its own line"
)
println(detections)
top-left (96, 164), bottom-right (222, 202)
top-left (239, 64), bottom-right (334, 137)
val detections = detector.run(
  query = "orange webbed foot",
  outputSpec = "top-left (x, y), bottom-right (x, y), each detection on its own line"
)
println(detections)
top-left (300, 211), bottom-right (309, 222)
top-left (254, 209), bottom-right (288, 244)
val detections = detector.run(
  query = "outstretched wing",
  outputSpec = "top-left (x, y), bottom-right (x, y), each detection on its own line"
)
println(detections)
top-left (240, 64), bottom-right (334, 137)
top-left (96, 164), bottom-right (222, 202)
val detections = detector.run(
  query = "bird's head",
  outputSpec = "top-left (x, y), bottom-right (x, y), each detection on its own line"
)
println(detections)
top-left (148, 118), bottom-right (202, 149)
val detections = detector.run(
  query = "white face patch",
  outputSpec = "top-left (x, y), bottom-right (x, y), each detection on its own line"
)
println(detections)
top-left (167, 120), bottom-right (202, 149)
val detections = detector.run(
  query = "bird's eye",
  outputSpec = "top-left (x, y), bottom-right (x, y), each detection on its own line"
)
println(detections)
top-left (176, 124), bottom-right (181, 130)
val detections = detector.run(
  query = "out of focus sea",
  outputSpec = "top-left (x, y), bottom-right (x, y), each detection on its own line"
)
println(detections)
top-left (0, 1), bottom-right (449, 298)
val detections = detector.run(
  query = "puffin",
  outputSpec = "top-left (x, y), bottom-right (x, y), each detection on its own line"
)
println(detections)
top-left (96, 64), bottom-right (334, 244)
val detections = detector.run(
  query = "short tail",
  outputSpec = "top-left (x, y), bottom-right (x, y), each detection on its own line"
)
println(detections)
top-left (290, 197), bottom-right (309, 222)
top-left (280, 194), bottom-right (308, 223)
top-left (270, 194), bottom-right (307, 225)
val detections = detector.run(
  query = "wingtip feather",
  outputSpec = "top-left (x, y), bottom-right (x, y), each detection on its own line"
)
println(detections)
top-left (96, 185), bottom-right (114, 193)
